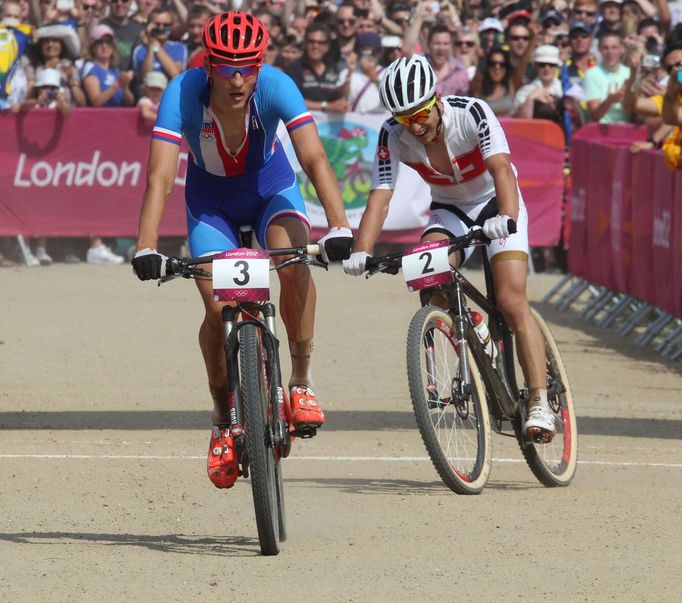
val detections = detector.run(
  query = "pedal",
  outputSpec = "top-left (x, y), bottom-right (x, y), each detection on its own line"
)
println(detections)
top-left (291, 424), bottom-right (319, 439)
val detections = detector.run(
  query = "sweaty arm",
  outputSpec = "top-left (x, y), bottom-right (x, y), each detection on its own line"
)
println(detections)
top-left (136, 139), bottom-right (180, 251)
top-left (353, 188), bottom-right (393, 254)
top-left (289, 122), bottom-right (350, 229)
top-left (486, 153), bottom-right (519, 221)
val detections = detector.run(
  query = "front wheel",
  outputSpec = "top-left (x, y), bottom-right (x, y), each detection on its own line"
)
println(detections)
top-left (515, 309), bottom-right (578, 487)
top-left (406, 306), bottom-right (492, 495)
top-left (240, 324), bottom-right (281, 555)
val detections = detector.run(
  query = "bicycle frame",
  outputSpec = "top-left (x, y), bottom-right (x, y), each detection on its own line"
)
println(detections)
top-left (222, 302), bottom-right (290, 456)
top-left (419, 259), bottom-right (521, 425)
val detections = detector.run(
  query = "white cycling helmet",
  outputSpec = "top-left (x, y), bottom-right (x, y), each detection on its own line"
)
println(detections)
top-left (379, 54), bottom-right (436, 114)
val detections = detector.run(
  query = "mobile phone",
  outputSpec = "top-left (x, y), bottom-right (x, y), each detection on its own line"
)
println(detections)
top-left (641, 55), bottom-right (660, 71)
top-left (56, 0), bottom-right (74, 10)
top-left (677, 70), bottom-right (682, 83)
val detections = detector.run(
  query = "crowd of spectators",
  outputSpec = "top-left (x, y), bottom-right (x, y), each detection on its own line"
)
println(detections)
top-left (1, 0), bottom-right (682, 267)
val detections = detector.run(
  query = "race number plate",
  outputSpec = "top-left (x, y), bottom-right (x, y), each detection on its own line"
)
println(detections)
top-left (402, 240), bottom-right (453, 292)
top-left (213, 248), bottom-right (271, 302)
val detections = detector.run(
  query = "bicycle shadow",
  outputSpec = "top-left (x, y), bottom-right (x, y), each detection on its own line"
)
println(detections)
top-left (284, 476), bottom-right (538, 496)
top-left (0, 531), bottom-right (261, 557)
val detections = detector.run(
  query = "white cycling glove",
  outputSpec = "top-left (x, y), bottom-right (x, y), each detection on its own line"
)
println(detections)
top-left (317, 226), bottom-right (354, 263)
top-left (482, 215), bottom-right (514, 240)
top-left (343, 251), bottom-right (371, 276)
top-left (131, 247), bottom-right (168, 280)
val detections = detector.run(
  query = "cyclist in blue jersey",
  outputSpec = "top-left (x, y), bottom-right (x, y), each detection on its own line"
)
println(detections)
top-left (132, 12), bottom-right (353, 489)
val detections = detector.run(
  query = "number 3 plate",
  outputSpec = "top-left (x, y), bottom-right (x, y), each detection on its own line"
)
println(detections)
top-left (402, 240), bottom-right (453, 292)
top-left (213, 248), bottom-right (271, 302)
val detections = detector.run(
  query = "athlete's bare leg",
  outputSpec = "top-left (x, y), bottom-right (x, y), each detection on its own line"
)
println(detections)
top-left (490, 255), bottom-right (546, 390)
top-left (265, 216), bottom-right (316, 389)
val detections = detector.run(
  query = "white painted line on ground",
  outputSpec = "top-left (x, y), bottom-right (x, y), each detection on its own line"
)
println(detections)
top-left (0, 453), bottom-right (681, 468)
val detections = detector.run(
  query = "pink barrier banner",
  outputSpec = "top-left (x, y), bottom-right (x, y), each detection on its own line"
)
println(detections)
top-left (499, 119), bottom-right (565, 247)
top-left (586, 141), bottom-right (617, 290)
top-left (567, 137), bottom-right (590, 279)
top-left (610, 146), bottom-right (633, 294)
top-left (0, 109), bottom-right (187, 237)
top-left (651, 159), bottom-right (676, 315)
top-left (0, 111), bottom-right (565, 245)
top-left (629, 150), bottom-right (657, 306)
top-left (572, 123), bottom-right (648, 145)
top-left (674, 171), bottom-right (682, 318)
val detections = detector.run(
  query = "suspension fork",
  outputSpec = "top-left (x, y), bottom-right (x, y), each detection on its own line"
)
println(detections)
top-left (450, 280), bottom-right (473, 396)
top-left (222, 305), bottom-right (244, 443)
top-left (261, 303), bottom-right (288, 447)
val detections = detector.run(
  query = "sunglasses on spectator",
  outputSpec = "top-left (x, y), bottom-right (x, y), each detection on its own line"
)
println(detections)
top-left (509, 35), bottom-right (530, 42)
top-left (338, 18), bottom-right (356, 25)
top-left (535, 62), bottom-right (557, 69)
top-left (573, 9), bottom-right (596, 17)
top-left (110, 0), bottom-right (129, 4)
top-left (456, 40), bottom-right (476, 47)
top-left (305, 38), bottom-right (329, 46)
top-left (394, 17), bottom-right (411, 24)
top-left (664, 60), bottom-right (682, 73)
top-left (488, 60), bottom-right (506, 68)
top-left (393, 96), bottom-right (437, 126)
top-left (212, 63), bottom-right (260, 79)
top-left (82, 3), bottom-right (97, 9)
top-left (570, 32), bottom-right (590, 40)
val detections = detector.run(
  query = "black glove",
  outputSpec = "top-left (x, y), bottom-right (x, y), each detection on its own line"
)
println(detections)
top-left (318, 227), bottom-right (354, 262)
top-left (131, 248), bottom-right (167, 280)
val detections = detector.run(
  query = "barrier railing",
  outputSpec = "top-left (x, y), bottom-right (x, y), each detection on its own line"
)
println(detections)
top-left (544, 124), bottom-right (682, 360)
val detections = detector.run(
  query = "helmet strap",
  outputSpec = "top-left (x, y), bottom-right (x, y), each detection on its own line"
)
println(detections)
top-left (432, 102), bottom-right (443, 142)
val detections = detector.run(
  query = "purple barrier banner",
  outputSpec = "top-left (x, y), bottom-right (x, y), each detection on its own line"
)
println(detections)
top-left (652, 159), bottom-right (676, 315)
top-left (674, 171), bottom-right (682, 318)
top-left (629, 150), bottom-right (657, 305)
top-left (610, 146), bottom-right (633, 294)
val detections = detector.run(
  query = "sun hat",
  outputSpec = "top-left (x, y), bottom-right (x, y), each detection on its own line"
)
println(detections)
top-left (479, 17), bottom-right (503, 33)
top-left (91, 24), bottom-right (115, 42)
top-left (36, 24), bottom-right (80, 59)
top-left (35, 68), bottom-right (62, 88)
top-left (144, 71), bottom-right (168, 89)
top-left (532, 44), bottom-right (562, 65)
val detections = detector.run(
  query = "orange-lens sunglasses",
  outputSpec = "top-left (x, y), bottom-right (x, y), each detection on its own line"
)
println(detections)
top-left (393, 97), bottom-right (437, 126)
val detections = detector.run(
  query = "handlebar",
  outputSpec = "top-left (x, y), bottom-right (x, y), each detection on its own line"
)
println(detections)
top-left (159, 243), bottom-right (324, 284)
top-left (364, 220), bottom-right (517, 276)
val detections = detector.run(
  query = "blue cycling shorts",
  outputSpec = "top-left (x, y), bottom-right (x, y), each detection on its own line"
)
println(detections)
top-left (185, 147), bottom-right (310, 256)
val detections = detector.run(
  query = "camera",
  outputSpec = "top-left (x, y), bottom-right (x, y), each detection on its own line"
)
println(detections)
top-left (641, 54), bottom-right (660, 71)
top-left (150, 26), bottom-right (171, 37)
top-left (356, 8), bottom-right (369, 18)
top-left (56, 0), bottom-right (74, 10)
top-left (45, 88), bottom-right (59, 101)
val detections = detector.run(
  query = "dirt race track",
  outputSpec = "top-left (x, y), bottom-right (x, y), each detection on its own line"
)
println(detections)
top-left (1, 263), bottom-right (681, 602)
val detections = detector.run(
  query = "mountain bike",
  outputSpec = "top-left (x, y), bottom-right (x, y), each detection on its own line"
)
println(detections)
top-left (365, 226), bottom-right (577, 494)
top-left (159, 230), bottom-right (324, 555)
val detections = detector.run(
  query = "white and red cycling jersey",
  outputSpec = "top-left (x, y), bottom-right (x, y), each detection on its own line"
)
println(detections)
top-left (371, 95), bottom-right (517, 207)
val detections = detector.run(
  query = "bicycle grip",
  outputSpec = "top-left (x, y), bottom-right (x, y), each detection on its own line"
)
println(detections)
top-left (364, 256), bottom-right (377, 272)
top-left (306, 243), bottom-right (321, 256)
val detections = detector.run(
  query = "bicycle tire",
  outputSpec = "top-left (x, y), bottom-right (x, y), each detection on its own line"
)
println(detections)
top-left (515, 308), bottom-right (578, 487)
top-left (275, 461), bottom-right (287, 542)
top-left (406, 306), bottom-right (492, 495)
top-left (239, 324), bottom-right (280, 555)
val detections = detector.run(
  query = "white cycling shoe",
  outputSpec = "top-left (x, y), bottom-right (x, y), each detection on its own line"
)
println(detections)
top-left (524, 406), bottom-right (556, 443)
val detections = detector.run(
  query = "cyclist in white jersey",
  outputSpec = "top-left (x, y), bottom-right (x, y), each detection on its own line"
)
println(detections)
top-left (343, 54), bottom-right (556, 442)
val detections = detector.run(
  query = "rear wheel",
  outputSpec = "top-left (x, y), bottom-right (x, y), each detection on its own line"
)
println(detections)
top-left (406, 306), bottom-right (492, 495)
top-left (514, 309), bottom-right (578, 487)
top-left (240, 324), bottom-right (280, 555)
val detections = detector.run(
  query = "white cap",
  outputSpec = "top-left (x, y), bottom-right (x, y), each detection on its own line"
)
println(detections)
top-left (144, 71), bottom-right (168, 90)
top-left (479, 18), bottom-right (503, 33)
top-left (35, 68), bottom-right (61, 88)
top-left (532, 44), bottom-right (562, 66)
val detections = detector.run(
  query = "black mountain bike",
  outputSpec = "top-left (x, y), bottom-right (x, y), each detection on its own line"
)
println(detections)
top-left (160, 231), bottom-right (324, 555)
top-left (365, 226), bottom-right (577, 494)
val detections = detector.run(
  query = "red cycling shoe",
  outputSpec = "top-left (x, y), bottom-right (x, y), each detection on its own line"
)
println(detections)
top-left (207, 425), bottom-right (239, 489)
top-left (289, 385), bottom-right (325, 429)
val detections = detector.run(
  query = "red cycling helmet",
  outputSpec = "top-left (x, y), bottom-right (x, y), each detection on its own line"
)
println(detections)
top-left (202, 12), bottom-right (269, 65)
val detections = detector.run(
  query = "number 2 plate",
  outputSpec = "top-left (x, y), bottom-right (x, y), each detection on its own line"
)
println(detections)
top-left (213, 248), bottom-right (271, 302)
top-left (402, 240), bottom-right (453, 292)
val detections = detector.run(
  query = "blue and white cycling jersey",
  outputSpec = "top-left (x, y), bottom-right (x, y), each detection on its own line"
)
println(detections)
top-left (152, 65), bottom-right (314, 177)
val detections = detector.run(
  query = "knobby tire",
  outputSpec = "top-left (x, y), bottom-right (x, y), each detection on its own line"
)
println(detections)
top-left (240, 324), bottom-right (280, 555)
top-left (406, 306), bottom-right (493, 495)
top-left (515, 309), bottom-right (578, 487)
